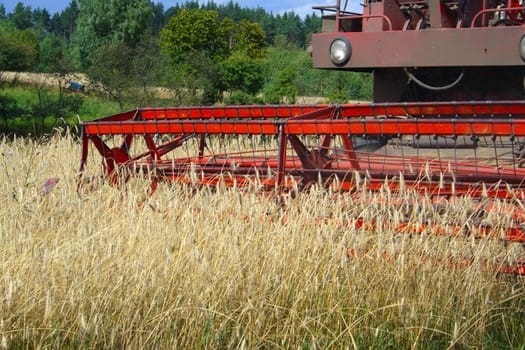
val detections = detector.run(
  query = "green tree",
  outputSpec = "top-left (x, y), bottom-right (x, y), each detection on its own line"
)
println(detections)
top-left (274, 12), bottom-right (305, 48)
top-left (0, 92), bottom-right (25, 130)
top-left (31, 8), bottom-right (51, 35)
top-left (233, 20), bottom-right (266, 59)
top-left (9, 2), bottom-right (32, 30)
top-left (36, 35), bottom-right (81, 135)
top-left (303, 13), bottom-right (321, 43)
top-left (0, 26), bottom-right (38, 71)
top-left (87, 41), bottom-right (135, 110)
top-left (132, 36), bottom-right (166, 104)
top-left (38, 36), bottom-right (76, 98)
top-left (30, 87), bottom-right (83, 135)
top-left (38, 36), bottom-right (72, 72)
top-left (73, 0), bottom-right (153, 68)
top-left (164, 5), bottom-right (180, 22)
top-left (220, 1), bottom-right (244, 21)
top-left (159, 8), bottom-right (232, 63)
top-left (264, 66), bottom-right (298, 104)
top-left (218, 19), bottom-right (266, 99)
top-left (220, 51), bottom-right (262, 95)
top-left (160, 8), bottom-right (234, 104)
top-left (273, 34), bottom-right (290, 50)
top-left (162, 51), bottom-right (222, 105)
top-left (262, 46), bottom-right (372, 103)
top-left (50, 1), bottom-right (79, 43)
top-left (87, 36), bottom-right (166, 108)
top-left (150, 1), bottom-right (165, 37)
top-left (0, 5), bottom-right (6, 21)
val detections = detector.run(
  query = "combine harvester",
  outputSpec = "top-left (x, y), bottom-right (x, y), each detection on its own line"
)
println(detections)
top-left (80, 0), bottom-right (525, 274)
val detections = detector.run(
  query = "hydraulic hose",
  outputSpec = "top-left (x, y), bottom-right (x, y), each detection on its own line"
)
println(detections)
top-left (404, 67), bottom-right (464, 91)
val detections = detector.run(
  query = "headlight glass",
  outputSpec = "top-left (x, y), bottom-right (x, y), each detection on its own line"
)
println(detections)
top-left (520, 35), bottom-right (525, 61)
top-left (330, 37), bottom-right (351, 65)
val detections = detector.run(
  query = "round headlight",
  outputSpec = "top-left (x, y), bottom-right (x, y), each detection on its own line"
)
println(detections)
top-left (520, 35), bottom-right (525, 61)
top-left (330, 37), bottom-right (352, 65)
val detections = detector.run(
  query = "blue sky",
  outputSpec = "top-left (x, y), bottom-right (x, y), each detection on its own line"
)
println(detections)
top-left (2, 0), bottom-right (362, 18)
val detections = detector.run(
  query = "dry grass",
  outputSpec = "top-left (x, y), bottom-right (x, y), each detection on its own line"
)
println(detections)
top-left (0, 133), bottom-right (524, 349)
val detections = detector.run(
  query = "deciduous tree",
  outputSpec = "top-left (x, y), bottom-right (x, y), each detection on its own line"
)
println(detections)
top-left (264, 66), bottom-right (298, 104)
top-left (159, 8), bottom-right (232, 63)
top-left (233, 20), bottom-right (266, 59)
top-left (159, 9), bottom-right (234, 103)
top-left (0, 26), bottom-right (38, 71)
top-left (38, 36), bottom-right (76, 98)
top-left (220, 51), bottom-right (262, 95)
top-left (73, 0), bottom-right (153, 68)
top-left (87, 41), bottom-right (135, 110)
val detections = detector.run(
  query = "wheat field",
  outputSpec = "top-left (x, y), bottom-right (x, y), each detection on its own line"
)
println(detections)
top-left (0, 132), bottom-right (524, 349)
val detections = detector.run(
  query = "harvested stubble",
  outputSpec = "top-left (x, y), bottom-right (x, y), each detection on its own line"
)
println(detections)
top-left (0, 133), bottom-right (524, 349)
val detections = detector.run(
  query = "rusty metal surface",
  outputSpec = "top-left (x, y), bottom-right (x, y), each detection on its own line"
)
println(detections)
top-left (312, 0), bottom-right (525, 70)
top-left (312, 26), bottom-right (525, 69)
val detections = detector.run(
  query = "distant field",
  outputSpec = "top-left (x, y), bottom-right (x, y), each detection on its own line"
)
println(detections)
top-left (0, 133), bottom-right (524, 348)
top-left (1, 71), bottom-right (90, 89)
top-left (0, 71), bottom-right (174, 98)
top-left (0, 71), bottom-right (328, 104)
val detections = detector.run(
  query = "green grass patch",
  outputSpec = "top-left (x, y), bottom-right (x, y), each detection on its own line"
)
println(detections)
top-left (0, 85), bottom-right (124, 135)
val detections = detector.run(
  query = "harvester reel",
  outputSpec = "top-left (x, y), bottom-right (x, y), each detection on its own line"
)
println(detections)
top-left (80, 102), bottom-right (525, 198)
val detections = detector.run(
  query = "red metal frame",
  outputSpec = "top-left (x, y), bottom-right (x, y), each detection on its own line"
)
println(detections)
top-left (79, 101), bottom-right (525, 275)
top-left (80, 101), bottom-right (525, 195)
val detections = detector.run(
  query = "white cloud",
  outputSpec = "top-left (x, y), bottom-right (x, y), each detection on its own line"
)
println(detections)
top-left (272, 0), bottom-right (364, 18)
top-left (276, 4), bottom-right (319, 17)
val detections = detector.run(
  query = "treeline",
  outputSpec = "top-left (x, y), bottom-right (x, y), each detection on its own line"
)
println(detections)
top-left (0, 0), bottom-right (372, 133)
top-left (1, 0), bottom-right (321, 51)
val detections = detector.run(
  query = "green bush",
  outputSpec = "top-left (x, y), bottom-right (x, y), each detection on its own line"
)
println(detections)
top-left (224, 90), bottom-right (263, 105)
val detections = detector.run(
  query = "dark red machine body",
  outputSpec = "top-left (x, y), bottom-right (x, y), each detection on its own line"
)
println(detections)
top-left (312, 0), bottom-right (525, 102)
